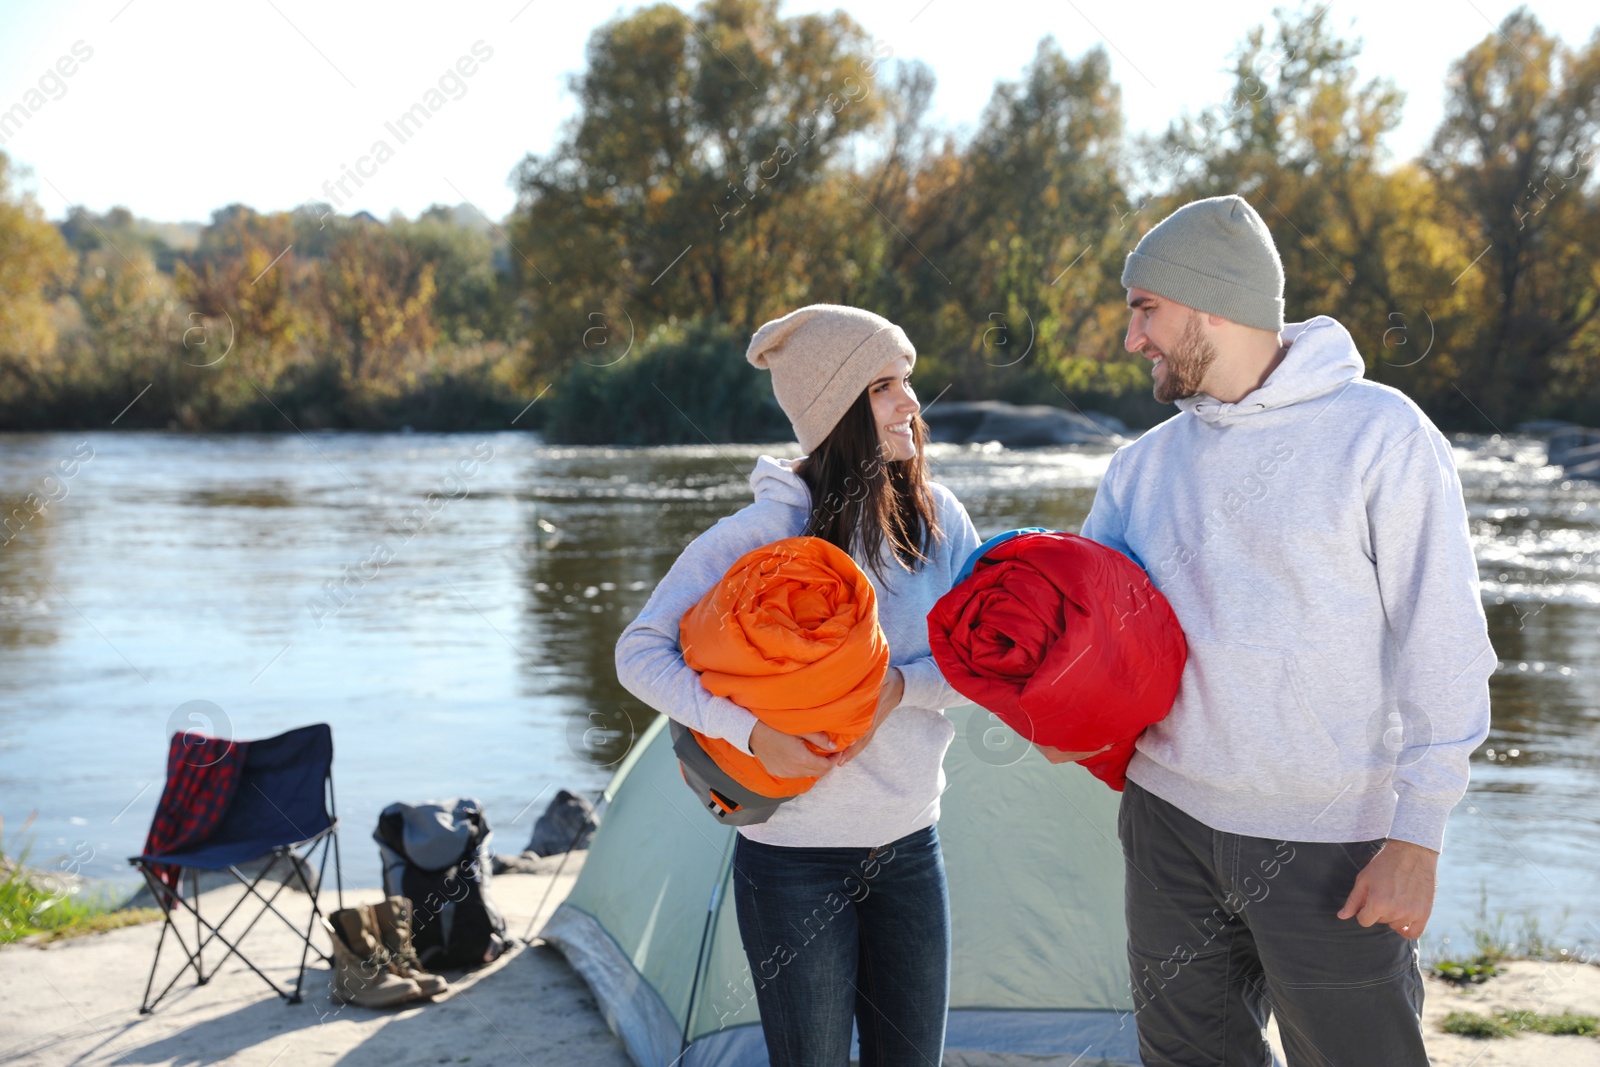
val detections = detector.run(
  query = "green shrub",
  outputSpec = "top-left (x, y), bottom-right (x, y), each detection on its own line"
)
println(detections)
top-left (1432, 955), bottom-right (1499, 984)
top-left (1441, 1011), bottom-right (1517, 1038)
top-left (543, 318), bottom-right (788, 445)
top-left (1502, 1010), bottom-right (1600, 1036)
top-left (1441, 1008), bottom-right (1600, 1039)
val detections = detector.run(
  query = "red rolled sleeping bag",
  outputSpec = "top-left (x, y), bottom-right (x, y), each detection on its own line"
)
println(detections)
top-left (927, 529), bottom-right (1187, 789)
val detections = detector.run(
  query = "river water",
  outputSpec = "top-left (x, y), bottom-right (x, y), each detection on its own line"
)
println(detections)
top-left (0, 430), bottom-right (1595, 954)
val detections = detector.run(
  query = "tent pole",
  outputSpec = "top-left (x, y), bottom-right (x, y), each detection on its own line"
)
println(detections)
top-left (680, 831), bottom-right (736, 1058)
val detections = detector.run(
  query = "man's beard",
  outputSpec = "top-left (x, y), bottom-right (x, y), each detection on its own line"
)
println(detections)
top-left (1152, 312), bottom-right (1218, 404)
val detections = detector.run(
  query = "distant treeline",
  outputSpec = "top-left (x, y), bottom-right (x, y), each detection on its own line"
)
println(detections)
top-left (2, 1), bottom-right (1598, 438)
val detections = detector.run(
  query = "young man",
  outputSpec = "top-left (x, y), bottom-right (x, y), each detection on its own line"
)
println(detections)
top-left (1070, 194), bottom-right (1493, 1065)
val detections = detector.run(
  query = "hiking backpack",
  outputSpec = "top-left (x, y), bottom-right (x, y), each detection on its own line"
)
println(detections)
top-left (373, 797), bottom-right (508, 969)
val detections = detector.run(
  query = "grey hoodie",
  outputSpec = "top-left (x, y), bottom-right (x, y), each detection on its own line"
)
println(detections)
top-left (1080, 315), bottom-right (1494, 851)
top-left (615, 455), bottom-right (982, 848)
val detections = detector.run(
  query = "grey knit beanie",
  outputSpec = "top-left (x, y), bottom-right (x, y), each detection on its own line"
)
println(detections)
top-left (1121, 195), bottom-right (1285, 331)
top-left (746, 304), bottom-right (916, 454)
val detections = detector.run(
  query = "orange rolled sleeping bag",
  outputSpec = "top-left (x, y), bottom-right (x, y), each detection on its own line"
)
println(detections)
top-left (680, 536), bottom-right (890, 798)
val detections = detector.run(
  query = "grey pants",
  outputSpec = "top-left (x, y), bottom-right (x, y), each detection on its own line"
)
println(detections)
top-left (1118, 781), bottom-right (1427, 1067)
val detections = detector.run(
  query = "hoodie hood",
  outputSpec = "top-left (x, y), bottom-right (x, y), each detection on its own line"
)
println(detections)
top-left (749, 454), bottom-right (811, 509)
top-left (1174, 316), bottom-right (1364, 426)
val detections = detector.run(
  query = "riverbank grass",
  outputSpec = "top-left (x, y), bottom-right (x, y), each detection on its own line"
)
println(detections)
top-left (1442, 1009), bottom-right (1600, 1039)
top-left (1428, 885), bottom-right (1586, 985)
top-left (1, 816), bottom-right (160, 946)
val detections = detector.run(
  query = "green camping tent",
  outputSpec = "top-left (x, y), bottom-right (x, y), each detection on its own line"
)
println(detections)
top-left (542, 704), bottom-right (1138, 1066)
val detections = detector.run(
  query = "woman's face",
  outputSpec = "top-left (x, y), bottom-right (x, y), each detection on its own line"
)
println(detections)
top-left (868, 355), bottom-right (920, 462)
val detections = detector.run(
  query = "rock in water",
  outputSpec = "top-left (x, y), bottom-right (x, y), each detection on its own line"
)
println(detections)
top-left (1551, 439), bottom-right (1600, 475)
top-left (920, 401), bottom-right (1126, 448)
top-left (1546, 426), bottom-right (1600, 470)
top-left (526, 790), bottom-right (598, 857)
top-left (1567, 456), bottom-right (1600, 481)
top-left (491, 850), bottom-right (562, 875)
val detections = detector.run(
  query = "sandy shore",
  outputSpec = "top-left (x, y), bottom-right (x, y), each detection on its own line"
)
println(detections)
top-left (1415, 959), bottom-right (1600, 1066)
top-left (2, 859), bottom-right (1595, 1065)
top-left (0, 854), bottom-right (630, 1067)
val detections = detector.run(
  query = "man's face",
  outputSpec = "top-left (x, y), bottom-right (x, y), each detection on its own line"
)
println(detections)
top-left (1125, 287), bottom-right (1217, 404)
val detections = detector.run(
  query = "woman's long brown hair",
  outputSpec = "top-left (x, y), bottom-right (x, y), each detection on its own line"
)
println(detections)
top-left (794, 389), bottom-right (944, 583)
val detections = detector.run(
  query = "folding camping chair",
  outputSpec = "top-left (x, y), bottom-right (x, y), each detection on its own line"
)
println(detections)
top-left (129, 723), bottom-right (344, 1014)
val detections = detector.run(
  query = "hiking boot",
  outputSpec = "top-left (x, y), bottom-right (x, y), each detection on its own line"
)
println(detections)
top-left (324, 906), bottom-right (421, 1008)
top-left (371, 895), bottom-right (449, 997)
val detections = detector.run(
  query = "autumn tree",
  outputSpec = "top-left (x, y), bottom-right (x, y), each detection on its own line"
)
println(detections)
top-left (508, 0), bottom-right (891, 384)
top-left (174, 204), bottom-right (322, 391)
top-left (0, 152), bottom-right (75, 410)
top-left (391, 205), bottom-right (509, 344)
top-left (888, 38), bottom-right (1134, 403)
top-left (321, 219), bottom-right (438, 392)
top-left (1426, 8), bottom-right (1600, 425)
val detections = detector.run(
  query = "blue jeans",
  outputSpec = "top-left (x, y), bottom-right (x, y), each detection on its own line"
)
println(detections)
top-left (731, 824), bottom-right (950, 1067)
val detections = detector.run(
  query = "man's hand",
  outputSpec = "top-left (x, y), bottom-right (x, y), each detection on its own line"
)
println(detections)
top-left (749, 722), bottom-right (839, 779)
top-left (1337, 838), bottom-right (1438, 940)
top-left (1033, 741), bottom-right (1114, 765)
top-left (839, 667), bottom-right (904, 766)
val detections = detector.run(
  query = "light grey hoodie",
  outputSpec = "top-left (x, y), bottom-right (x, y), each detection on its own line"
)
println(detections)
top-left (1080, 316), bottom-right (1493, 852)
top-left (614, 455), bottom-right (982, 848)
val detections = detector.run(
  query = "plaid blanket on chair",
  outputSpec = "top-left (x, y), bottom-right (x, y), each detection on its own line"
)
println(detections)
top-left (141, 733), bottom-right (251, 906)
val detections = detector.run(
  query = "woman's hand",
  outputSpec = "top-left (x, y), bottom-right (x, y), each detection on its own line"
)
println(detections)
top-left (839, 667), bottom-right (904, 766)
top-left (749, 721), bottom-right (841, 779)
top-left (1033, 741), bottom-right (1114, 765)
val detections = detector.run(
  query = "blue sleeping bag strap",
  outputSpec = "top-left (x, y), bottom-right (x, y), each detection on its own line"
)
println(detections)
top-left (953, 527), bottom-right (1053, 585)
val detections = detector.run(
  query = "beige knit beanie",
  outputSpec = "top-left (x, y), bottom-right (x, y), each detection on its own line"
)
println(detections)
top-left (746, 304), bottom-right (917, 454)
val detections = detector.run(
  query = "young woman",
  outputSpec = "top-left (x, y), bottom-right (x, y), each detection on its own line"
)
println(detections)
top-left (614, 304), bottom-right (981, 1066)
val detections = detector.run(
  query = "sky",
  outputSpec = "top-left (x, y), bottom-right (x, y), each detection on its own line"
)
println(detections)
top-left (1, 0), bottom-right (1596, 226)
